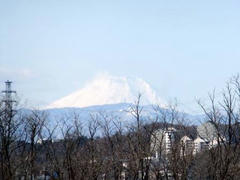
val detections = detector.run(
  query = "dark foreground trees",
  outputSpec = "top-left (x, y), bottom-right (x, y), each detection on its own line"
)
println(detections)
top-left (193, 75), bottom-right (240, 179)
top-left (1, 75), bottom-right (240, 179)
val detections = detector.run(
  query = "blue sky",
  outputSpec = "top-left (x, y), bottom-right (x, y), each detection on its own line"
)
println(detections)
top-left (0, 0), bottom-right (240, 112)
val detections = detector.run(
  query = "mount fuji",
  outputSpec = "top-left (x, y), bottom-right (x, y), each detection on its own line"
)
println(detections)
top-left (46, 74), bottom-right (165, 109)
top-left (33, 74), bottom-right (200, 138)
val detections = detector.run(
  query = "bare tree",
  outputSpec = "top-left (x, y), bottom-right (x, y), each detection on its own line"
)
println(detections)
top-left (23, 110), bottom-right (46, 180)
top-left (0, 93), bottom-right (23, 179)
top-left (195, 75), bottom-right (240, 179)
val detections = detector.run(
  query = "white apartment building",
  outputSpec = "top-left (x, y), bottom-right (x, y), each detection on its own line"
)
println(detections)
top-left (151, 127), bottom-right (176, 158)
top-left (180, 135), bottom-right (194, 156)
top-left (193, 137), bottom-right (209, 154)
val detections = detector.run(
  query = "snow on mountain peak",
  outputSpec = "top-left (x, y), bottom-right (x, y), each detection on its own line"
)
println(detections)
top-left (46, 74), bottom-right (164, 109)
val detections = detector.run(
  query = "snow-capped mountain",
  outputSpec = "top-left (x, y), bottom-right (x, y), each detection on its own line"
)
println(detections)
top-left (20, 75), bottom-right (202, 139)
top-left (46, 74), bottom-right (165, 109)
top-left (39, 74), bottom-right (201, 139)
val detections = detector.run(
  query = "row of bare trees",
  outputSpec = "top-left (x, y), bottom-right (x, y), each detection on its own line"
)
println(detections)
top-left (0, 75), bottom-right (240, 179)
